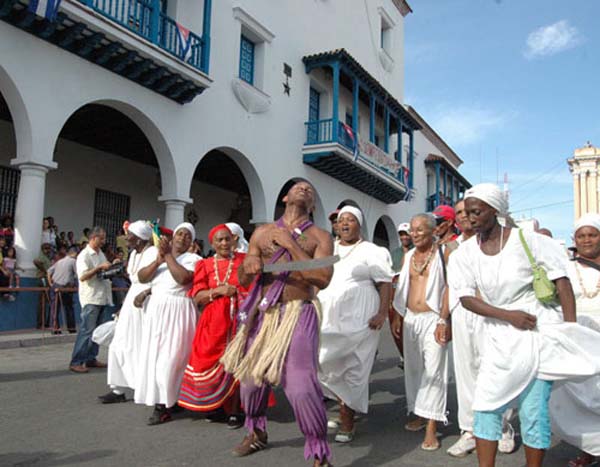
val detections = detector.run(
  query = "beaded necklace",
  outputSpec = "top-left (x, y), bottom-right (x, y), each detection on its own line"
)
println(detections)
top-left (336, 239), bottom-right (363, 259)
top-left (574, 261), bottom-right (600, 299)
top-left (411, 245), bottom-right (435, 275)
top-left (213, 253), bottom-right (234, 286)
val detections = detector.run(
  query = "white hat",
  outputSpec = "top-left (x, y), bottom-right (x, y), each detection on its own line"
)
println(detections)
top-left (127, 220), bottom-right (152, 241)
top-left (338, 206), bottom-right (363, 226)
top-left (397, 222), bottom-right (410, 233)
top-left (575, 213), bottom-right (600, 234)
top-left (174, 222), bottom-right (196, 241)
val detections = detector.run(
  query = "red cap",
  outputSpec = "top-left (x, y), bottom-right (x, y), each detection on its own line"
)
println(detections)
top-left (159, 226), bottom-right (173, 236)
top-left (208, 224), bottom-right (232, 244)
top-left (328, 209), bottom-right (340, 221)
top-left (432, 205), bottom-right (456, 222)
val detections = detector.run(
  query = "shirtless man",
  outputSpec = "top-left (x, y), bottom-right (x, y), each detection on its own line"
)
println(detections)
top-left (392, 213), bottom-right (449, 451)
top-left (222, 181), bottom-right (334, 467)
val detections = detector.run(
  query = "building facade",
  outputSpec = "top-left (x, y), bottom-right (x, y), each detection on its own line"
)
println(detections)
top-left (568, 142), bottom-right (600, 220)
top-left (0, 0), bottom-right (468, 329)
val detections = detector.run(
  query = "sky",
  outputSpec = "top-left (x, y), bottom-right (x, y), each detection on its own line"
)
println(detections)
top-left (403, 0), bottom-right (600, 242)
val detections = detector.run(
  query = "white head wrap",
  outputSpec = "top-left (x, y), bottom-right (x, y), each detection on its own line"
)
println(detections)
top-left (174, 222), bottom-right (196, 241)
top-left (464, 183), bottom-right (509, 216)
top-left (338, 206), bottom-right (363, 226)
top-left (574, 213), bottom-right (600, 234)
top-left (226, 222), bottom-right (249, 253)
top-left (127, 220), bottom-right (152, 241)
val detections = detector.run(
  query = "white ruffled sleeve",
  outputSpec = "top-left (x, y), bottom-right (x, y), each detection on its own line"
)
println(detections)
top-left (447, 245), bottom-right (478, 299)
top-left (367, 244), bottom-right (394, 283)
top-left (179, 252), bottom-right (201, 272)
top-left (527, 231), bottom-right (569, 281)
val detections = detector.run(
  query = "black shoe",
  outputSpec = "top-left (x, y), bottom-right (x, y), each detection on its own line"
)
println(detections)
top-left (227, 413), bottom-right (245, 430)
top-left (98, 392), bottom-right (127, 404)
top-left (205, 407), bottom-right (227, 423)
top-left (170, 403), bottom-right (185, 414)
top-left (148, 406), bottom-right (172, 426)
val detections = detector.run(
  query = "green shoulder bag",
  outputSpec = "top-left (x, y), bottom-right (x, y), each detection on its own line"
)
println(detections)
top-left (518, 229), bottom-right (557, 304)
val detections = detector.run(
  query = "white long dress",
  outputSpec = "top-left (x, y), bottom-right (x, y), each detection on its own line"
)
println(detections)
top-left (549, 261), bottom-right (600, 456)
top-left (134, 252), bottom-right (200, 407)
top-left (107, 245), bottom-right (158, 390)
top-left (448, 229), bottom-right (600, 412)
top-left (318, 241), bottom-right (394, 413)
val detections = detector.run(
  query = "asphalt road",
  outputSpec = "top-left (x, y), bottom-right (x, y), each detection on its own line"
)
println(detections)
top-left (0, 329), bottom-right (577, 466)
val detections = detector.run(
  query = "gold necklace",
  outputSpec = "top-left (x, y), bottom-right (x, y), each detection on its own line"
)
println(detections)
top-left (213, 254), bottom-right (234, 286)
top-left (336, 239), bottom-right (363, 259)
top-left (411, 245), bottom-right (435, 275)
top-left (575, 262), bottom-right (600, 299)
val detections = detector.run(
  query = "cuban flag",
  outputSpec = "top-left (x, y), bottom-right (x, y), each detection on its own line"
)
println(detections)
top-left (28, 0), bottom-right (62, 21)
top-left (341, 122), bottom-right (359, 161)
top-left (176, 22), bottom-right (192, 63)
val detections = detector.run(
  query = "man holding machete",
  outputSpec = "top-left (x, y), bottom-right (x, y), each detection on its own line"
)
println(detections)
top-left (221, 180), bottom-right (335, 466)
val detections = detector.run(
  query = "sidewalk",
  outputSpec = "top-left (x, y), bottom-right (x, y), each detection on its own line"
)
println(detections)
top-left (0, 329), bottom-right (77, 349)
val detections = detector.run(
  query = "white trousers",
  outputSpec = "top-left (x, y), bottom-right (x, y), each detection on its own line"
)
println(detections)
top-left (403, 309), bottom-right (448, 422)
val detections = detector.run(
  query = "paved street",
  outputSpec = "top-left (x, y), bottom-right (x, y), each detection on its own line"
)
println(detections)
top-left (0, 330), bottom-right (576, 467)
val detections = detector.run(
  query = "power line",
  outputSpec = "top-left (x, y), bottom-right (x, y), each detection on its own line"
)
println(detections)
top-left (511, 199), bottom-right (573, 214)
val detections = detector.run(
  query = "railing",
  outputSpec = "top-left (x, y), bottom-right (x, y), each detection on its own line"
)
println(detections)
top-left (304, 119), bottom-right (408, 184)
top-left (78, 0), bottom-right (207, 72)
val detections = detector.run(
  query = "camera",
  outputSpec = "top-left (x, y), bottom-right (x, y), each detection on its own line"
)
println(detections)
top-left (97, 262), bottom-right (125, 280)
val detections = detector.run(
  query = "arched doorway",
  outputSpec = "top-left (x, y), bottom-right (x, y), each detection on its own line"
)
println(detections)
top-left (0, 90), bottom-right (19, 224)
top-left (51, 103), bottom-right (166, 247)
top-left (373, 215), bottom-right (398, 250)
top-left (190, 149), bottom-right (259, 249)
top-left (274, 178), bottom-right (326, 228)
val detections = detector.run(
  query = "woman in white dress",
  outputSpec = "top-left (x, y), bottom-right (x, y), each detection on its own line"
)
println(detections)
top-left (550, 213), bottom-right (600, 467)
top-left (98, 220), bottom-right (157, 404)
top-left (134, 222), bottom-right (201, 425)
top-left (318, 206), bottom-right (393, 443)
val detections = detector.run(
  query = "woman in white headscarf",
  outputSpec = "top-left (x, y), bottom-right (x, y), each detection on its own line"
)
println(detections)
top-left (226, 222), bottom-right (249, 253)
top-left (318, 206), bottom-right (394, 443)
top-left (550, 214), bottom-right (600, 467)
top-left (134, 223), bottom-right (201, 425)
top-left (99, 221), bottom-right (157, 404)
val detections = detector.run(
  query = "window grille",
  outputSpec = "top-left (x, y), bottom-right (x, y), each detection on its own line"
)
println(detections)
top-left (93, 188), bottom-right (130, 247)
top-left (0, 166), bottom-right (20, 218)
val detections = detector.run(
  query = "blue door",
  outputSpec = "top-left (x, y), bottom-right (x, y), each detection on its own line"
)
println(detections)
top-left (307, 87), bottom-right (320, 143)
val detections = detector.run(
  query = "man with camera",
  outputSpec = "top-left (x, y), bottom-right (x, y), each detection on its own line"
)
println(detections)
top-left (69, 226), bottom-right (116, 373)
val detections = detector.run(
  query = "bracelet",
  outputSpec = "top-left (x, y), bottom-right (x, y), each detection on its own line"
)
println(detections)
top-left (436, 317), bottom-right (448, 325)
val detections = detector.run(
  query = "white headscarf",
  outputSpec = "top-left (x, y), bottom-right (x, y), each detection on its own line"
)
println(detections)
top-left (338, 206), bottom-right (363, 226)
top-left (464, 183), bottom-right (509, 216)
top-left (127, 220), bottom-right (152, 241)
top-left (174, 222), bottom-right (196, 241)
top-left (226, 222), bottom-right (249, 253)
top-left (575, 213), bottom-right (600, 234)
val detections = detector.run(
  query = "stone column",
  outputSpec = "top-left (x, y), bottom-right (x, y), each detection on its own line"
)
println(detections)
top-left (12, 162), bottom-right (52, 276)
top-left (573, 169), bottom-right (581, 220)
top-left (590, 168), bottom-right (598, 213)
top-left (581, 172), bottom-right (588, 216)
top-left (159, 198), bottom-right (188, 230)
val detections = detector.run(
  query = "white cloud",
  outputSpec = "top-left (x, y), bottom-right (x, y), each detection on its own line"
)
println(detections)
top-left (524, 20), bottom-right (583, 59)
top-left (430, 106), bottom-right (510, 146)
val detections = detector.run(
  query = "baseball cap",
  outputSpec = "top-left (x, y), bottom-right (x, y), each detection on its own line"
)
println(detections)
top-left (432, 205), bottom-right (456, 222)
top-left (397, 222), bottom-right (410, 233)
top-left (328, 209), bottom-right (340, 221)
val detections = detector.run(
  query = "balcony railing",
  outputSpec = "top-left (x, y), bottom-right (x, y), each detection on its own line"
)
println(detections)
top-left (304, 118), bottom-right (409, 185)
top-left (79, 0), bottom-right (207, 72)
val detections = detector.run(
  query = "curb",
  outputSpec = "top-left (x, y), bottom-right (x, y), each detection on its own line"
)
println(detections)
top-left (0, 334), bottom-right (77, 350)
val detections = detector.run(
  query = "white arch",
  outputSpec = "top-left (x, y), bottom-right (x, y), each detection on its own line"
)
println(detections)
top-left (373, 214), bottom-right (398, 250)
top-left (190, 146), bottom-right (267, 224)
top-left (51, 99), bottom-right (179, 198)
top-left (0, 65), bottom-right (32, 161)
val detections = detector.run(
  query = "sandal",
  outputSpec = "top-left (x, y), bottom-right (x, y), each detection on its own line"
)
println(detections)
top-left (568, 454), bottom-right (598, 467)
top-left (404, 418), bottom-right (427, 432)
top-left (147, 405), bottom-right (172, 426)
top-left (421, 440), bottom-right (440, 451)
top-left (232, 430), bottom-right (268, 457)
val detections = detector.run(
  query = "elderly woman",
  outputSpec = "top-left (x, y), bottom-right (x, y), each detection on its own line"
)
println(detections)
top-left (99, 221), bottom-right (157, 404)
top-left (134, 223), bottom-right (201, 425)
top-left (318, 206), bottom-right (393, 443)
top-left (178, 224), bottom-right (249, 428)
top-left (226, 222), bottom-right (249, 253)
top-left (550, 213), bottom-right (600, 467)
top-left (448, 183), bottom-right (600, 467)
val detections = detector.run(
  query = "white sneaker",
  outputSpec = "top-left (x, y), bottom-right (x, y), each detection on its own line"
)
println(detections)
top-left (498, 422), bottom-right (516, 454)
top-left (327, 418), bottom-right (340, 429)
top-left (446, 432), bottom-right (476, 458)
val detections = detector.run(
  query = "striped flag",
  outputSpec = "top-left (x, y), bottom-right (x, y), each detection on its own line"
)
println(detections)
top-left (28, 0), bottom-right (62, 21)
top-left (176, 22), bottom-right (192, 62)
top-left (341, 122), bottom-right (359, 161)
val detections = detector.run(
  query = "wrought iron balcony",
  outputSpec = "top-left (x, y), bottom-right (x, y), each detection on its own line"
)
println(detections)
top-left (303, 118), bottom-right (411, 204)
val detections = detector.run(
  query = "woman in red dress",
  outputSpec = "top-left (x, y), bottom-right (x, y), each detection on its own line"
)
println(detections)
top-left (178, 224), bottom-right (248, 428)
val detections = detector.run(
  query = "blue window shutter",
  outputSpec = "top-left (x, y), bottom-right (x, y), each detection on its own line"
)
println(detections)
top-left (239, 35), bottom-right (255, 85)
top-left (309, 88), bottom-right (320, 121)
top-left (345, 113), bottom-right (353, 126)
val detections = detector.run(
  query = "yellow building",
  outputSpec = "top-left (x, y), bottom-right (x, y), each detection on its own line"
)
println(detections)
top-left (568, 142), bottom-right (600, 220)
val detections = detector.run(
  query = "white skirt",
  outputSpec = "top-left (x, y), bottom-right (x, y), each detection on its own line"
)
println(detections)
top-left (107, 283), bottom-right (148, 389)
top-left (134, 294), bottom-right (197, 407)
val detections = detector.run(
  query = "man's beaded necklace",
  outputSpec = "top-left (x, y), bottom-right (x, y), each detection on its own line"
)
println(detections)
top-left (411, 245), bottom-right (435, 275)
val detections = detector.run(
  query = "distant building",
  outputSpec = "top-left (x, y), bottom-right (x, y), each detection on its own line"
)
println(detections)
top-left (568, 142), bottom-right (600, 220)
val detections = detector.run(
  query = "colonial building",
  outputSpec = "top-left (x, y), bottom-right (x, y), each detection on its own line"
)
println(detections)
top-left (568, 142), bottom-right (600, 220)
top-left (0, 0), bottom-right (469, 329)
